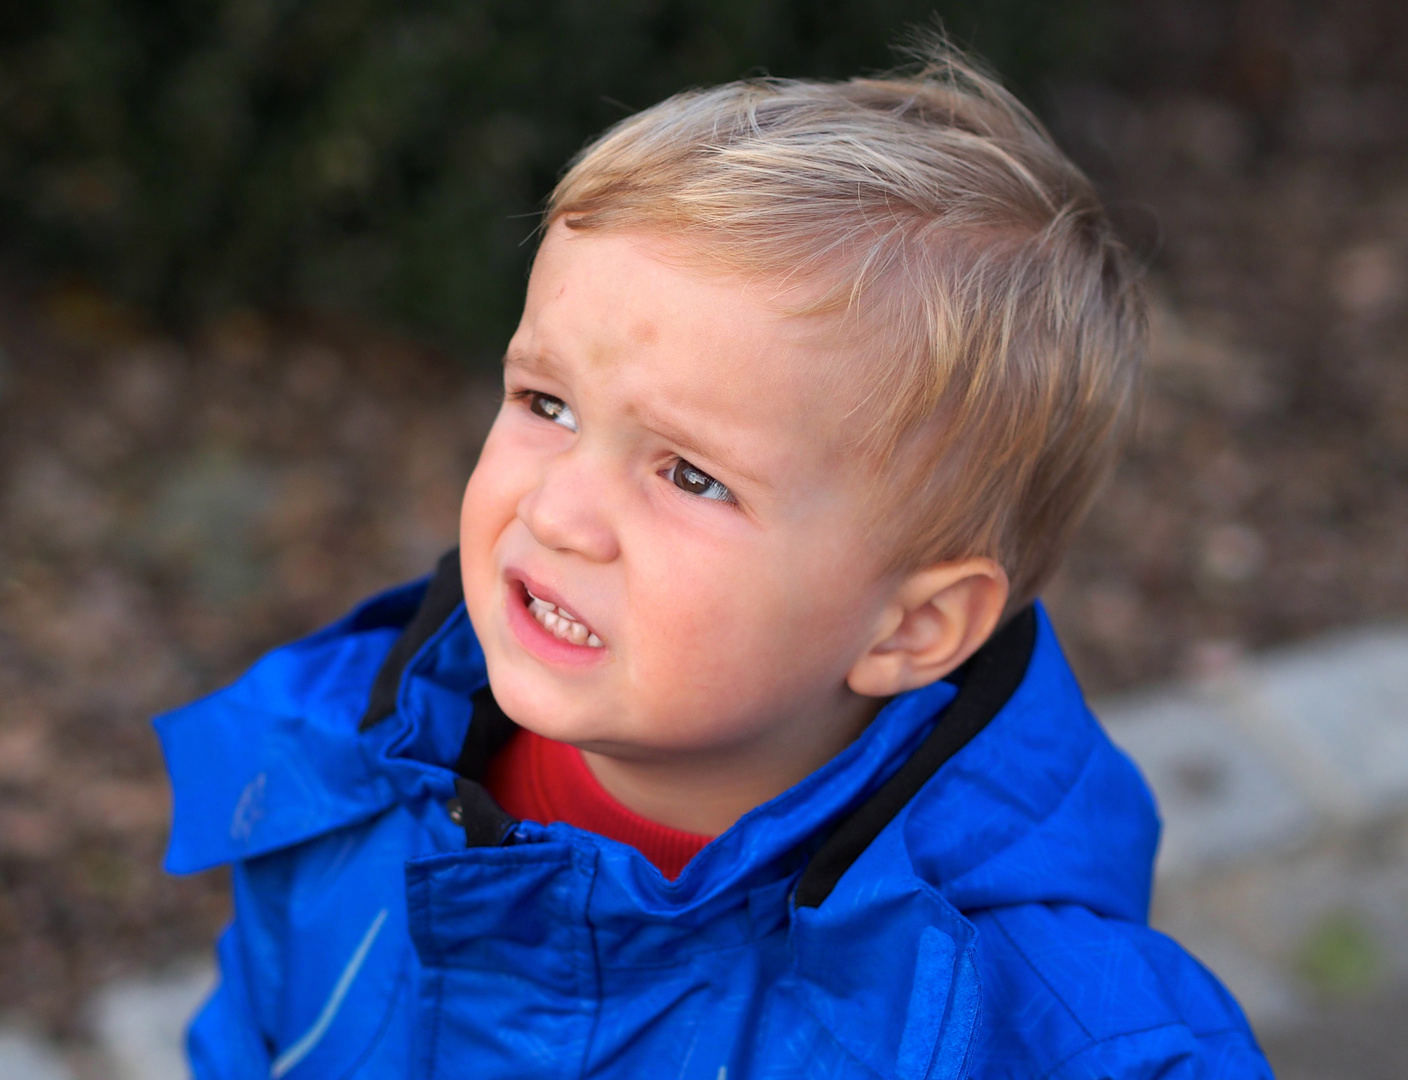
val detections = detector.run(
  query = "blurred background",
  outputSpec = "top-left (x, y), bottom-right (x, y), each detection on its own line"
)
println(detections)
top-left (0, 0), bottom-right (1405, 1075)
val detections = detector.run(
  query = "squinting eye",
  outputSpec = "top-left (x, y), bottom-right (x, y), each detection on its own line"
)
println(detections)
top-left (528, 392), bottom-right (577, 432)
top-left (668, 459), bottom-right (734, 503)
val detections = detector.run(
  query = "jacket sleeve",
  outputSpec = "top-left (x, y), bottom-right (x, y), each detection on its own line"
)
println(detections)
top-left (1044, 1023), bottom-right (1274, 1080)
top-left (186, 860), bottom-right (285, 1079)
top-left (969, 906), bottom-right (1276, 1080)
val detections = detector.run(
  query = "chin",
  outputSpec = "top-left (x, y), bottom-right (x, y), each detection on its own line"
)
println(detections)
top-left (484, 669), bottom-right (591, 743)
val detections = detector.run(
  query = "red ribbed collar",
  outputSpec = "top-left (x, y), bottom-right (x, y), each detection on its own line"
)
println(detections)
top-left (483, 727), bottom-right (713, 880)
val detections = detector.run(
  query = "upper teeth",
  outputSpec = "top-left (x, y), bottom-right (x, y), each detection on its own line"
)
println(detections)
top-left (526, 591), bottom-right (603, 648)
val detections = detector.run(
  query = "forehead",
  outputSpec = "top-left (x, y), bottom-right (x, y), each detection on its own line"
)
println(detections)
top-left (515, 224), bottom-right (868, 468)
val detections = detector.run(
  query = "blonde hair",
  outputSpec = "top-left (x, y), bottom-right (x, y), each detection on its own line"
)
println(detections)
top-left (547, 44), bottom-right (1144, 611)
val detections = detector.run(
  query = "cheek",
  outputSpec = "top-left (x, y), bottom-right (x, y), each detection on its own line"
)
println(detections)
top-left (621, 542), bottom-right (745, 678)
top-left (458, 471), bottom-right (491, 566)
top-left (627, 536), bottom-right (867, 686)
top-left (462, 425), bottom-right (522, 527)
top-left (459, 427), bottom-right (524, 590)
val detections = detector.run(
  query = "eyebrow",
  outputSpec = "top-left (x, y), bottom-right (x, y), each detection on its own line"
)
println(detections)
top-left (629, 403), bottom-right (770, 490)
top-left (502, 348), bottom-right (558, 377)
top-left (504, 348), bottom-right (770, 490)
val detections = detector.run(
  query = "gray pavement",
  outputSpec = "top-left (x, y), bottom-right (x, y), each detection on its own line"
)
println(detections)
top-left (7, 621), bottom-right (1408, 1077)
top-left (90, 964), bottom-right (215, 1080)
top-left (1102, 624), bottom-right (1408, 1034)
top-left (0, 1030), bottom-right (75, 1080)
top-left (1104, 623), bottom-right (1408, 1077)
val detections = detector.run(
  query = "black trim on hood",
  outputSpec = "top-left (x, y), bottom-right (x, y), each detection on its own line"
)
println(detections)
top-left (357, 548), bottom-right (522, 847)
top-left (455, 685), bottom-right (521, 780)
top-left (359, 548), bottom-right (466, 731)
top-left (450, 775), bottom-right (519, 847)
top-left (794, 605), bottom-right (1037, 909)
top-left (449, 687), bottom-right (522, 846)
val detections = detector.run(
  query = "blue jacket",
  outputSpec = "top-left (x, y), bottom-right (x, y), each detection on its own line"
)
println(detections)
top-left (158, 553), bottom-right (1272, 1079)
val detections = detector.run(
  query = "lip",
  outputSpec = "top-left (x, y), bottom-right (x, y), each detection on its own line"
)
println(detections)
top-left (503, 572), bottom-right (607, 668)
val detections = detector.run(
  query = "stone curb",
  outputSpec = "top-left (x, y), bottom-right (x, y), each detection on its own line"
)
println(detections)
top-left (1100, 624), bottom-right (1408, 879)
top-left (1100, 623), bottom-right (1408, 1030)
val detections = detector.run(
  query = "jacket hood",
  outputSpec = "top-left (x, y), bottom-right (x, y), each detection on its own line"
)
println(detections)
top-left (158, 555), bottom-right (1159, 925)
top-left (909, 607), bottom-right (1159, 923)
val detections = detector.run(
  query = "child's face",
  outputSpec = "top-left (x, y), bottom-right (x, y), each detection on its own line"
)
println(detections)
top-left (460, 223), bottom-right (900, 783)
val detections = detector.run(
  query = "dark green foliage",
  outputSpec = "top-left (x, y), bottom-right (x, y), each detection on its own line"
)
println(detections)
top-left (0, 0), bottom-right (1112, 360)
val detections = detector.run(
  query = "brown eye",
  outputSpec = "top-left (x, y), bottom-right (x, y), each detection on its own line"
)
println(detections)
top-left (668, 459), bottom-right (734, 503)
top-left (528, 393), bottom-right (577, 431)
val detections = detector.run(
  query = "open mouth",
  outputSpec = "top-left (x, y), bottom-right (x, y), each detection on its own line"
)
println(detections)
top-left (523, 585), bottom-right (603, 649)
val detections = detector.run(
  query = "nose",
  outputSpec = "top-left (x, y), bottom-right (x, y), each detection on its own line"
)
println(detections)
top-left (516, 450), bottom-right (620, 563)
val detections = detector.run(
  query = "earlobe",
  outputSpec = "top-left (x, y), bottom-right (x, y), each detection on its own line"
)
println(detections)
top-left (846, 558), bottom-right (1009, 698)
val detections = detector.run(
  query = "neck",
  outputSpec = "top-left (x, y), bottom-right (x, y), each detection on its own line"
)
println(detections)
top-left (578, 695), bottom-right (885, 836)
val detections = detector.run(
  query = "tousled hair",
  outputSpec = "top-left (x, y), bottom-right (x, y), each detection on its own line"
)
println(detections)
top-left (547, 42), bottom-right (1145, 611)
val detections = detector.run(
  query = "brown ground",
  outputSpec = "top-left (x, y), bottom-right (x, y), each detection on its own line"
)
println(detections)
top-left (0, 304), bottom-right (501, 1031)
top-left (1045, 86), bottom-right (1408, 690)
top-left (1, 2), bottom-right (1406, 1037)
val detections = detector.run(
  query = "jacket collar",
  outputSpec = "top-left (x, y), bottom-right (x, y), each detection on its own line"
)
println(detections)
top-left (160, 551), bottom-right (1157, 929)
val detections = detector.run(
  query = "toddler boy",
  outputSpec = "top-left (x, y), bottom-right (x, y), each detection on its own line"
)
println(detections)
top-left (158, 46), bottom-right (1273, 1079)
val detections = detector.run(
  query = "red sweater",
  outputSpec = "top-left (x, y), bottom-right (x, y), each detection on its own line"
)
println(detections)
top-left (483, 728), bottom-right (713, 881)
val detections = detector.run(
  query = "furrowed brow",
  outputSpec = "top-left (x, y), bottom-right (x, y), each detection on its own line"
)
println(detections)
top-left (502, 347), bottom-right (564, 379)
top-left (633, 405), bottom-right (768, 489)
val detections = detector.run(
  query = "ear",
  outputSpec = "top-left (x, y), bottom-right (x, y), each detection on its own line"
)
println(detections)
top-left (847, 558), bottom-right (1010, 698)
